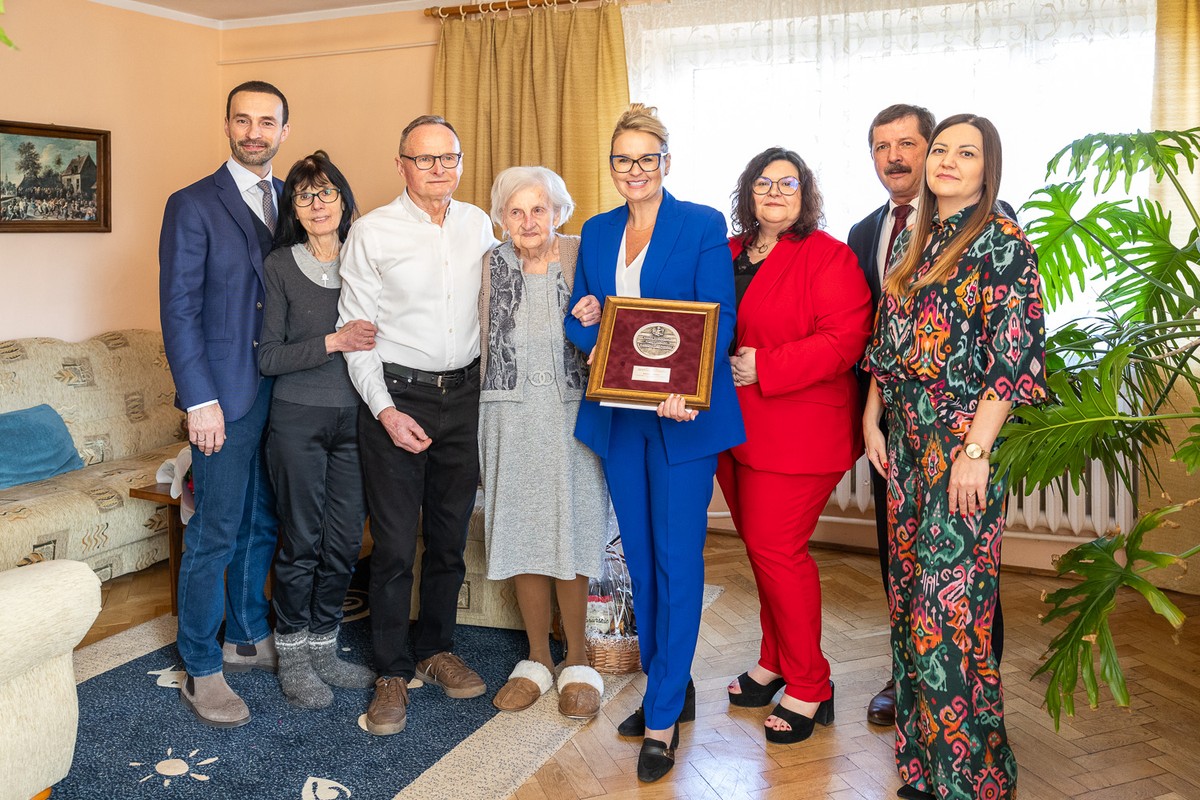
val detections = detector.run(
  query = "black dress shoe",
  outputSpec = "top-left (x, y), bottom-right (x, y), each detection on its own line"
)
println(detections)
top-left (636, 722), bottom-right (680, 783)
top-left (897, 785), bottom-right (935, 800)
top-left (617, 679), bottom-right (695, 737)
top-left (868, 678), bottom-right (896, 726)
top-left (727, 671), bottom-right (786, 707)
top-left (764, 681), bottom-right (835, 744)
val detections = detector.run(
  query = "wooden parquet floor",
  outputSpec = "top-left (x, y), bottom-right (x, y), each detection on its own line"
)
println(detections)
top-left (82, 535), bottom-right (1200, 800)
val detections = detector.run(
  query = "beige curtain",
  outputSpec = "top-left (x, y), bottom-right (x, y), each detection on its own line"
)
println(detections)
top-left (433, 2), bottom-right (630, 234)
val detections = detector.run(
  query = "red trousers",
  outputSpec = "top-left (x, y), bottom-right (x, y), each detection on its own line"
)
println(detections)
top-left (717, 453), bottom-right (841, 702)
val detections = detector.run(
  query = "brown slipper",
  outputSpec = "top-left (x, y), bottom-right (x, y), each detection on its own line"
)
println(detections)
top-left (557, 665), bottom-right (604, 719)
top-left (493, 660), bottom-right (553, 712)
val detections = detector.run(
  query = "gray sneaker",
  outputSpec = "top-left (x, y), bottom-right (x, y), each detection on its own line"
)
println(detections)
top-left (181, 673), bottom-right (250, 728)
top-left (222, 634), bottom-right (278, 673)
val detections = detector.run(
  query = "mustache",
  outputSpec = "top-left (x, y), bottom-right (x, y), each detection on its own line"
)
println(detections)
top-left (237, 139), bottom-right (269, 148)
top-left (884, 163), bottom-right (912, 176)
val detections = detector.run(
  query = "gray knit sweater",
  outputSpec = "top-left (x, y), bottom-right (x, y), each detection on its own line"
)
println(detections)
top-left (259, 244), bottom-right (360, 407)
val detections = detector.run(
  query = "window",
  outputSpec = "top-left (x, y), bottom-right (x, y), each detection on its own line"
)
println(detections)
top-left (623, 0), bottom-right (1156, 325)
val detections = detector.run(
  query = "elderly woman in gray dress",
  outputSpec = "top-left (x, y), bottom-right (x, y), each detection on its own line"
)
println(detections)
top-left (480, 166), bottom-right (610, 718)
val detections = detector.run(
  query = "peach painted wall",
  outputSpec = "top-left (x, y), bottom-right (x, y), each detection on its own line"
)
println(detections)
top-left (218, 12), bottom-right (441, 215)
top-left (0, 0), bottom-right (220, 341)
top-left (0, 3), bottom-right (439, 342)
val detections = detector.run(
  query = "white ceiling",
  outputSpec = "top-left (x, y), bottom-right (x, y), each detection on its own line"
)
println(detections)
top-left (92, 0), bottom-right (430, 28)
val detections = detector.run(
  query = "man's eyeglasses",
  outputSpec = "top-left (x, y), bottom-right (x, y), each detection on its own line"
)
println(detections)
top-left (610, 153), bottom-right (666, 173)
top-left (399, 153), bottom-right (463, 170)
top-left (293, 187), bottom-right (341, 207)
top-left (752, 176), bottom-right (801, 196)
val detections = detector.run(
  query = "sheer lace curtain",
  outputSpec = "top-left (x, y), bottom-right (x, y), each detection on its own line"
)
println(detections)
top-left (622, 0), bottom-right (1156, 258)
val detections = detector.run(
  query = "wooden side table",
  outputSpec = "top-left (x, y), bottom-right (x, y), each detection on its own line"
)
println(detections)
top-left (129, 482), bottom-right (183, 616)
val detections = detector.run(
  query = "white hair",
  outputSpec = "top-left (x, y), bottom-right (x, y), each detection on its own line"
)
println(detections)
top-left (489, 166), bottom-right (575, 232)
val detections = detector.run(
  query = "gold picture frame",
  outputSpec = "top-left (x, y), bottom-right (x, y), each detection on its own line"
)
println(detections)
top-left (586, 296), bottom-right (720, 410)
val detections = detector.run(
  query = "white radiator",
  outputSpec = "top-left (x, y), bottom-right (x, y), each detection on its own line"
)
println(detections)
top-left (828, 455), bottom-right (1136, 539)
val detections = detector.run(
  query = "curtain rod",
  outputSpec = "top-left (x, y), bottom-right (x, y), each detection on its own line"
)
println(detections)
top-left (424, 0), bottom-right (615, 20)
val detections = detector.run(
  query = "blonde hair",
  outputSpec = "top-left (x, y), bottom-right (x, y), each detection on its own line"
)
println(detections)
top-left (611, 103), bottom-right (669, 152)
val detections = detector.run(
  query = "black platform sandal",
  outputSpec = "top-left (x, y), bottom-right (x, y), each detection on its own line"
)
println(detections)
top-left (764, 682), bottom-right (835, 744)
top-left (727, 672), bottom-right (786, 707)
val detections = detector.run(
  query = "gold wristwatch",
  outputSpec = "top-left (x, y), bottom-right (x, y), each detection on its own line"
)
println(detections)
top-left (963, 442), bottom-right (988, 461)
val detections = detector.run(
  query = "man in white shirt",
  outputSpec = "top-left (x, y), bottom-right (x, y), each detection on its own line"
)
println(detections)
top-left (159, 81), bottom-right (290, 727)
top-left (338, 115), bottom-right (497, 736)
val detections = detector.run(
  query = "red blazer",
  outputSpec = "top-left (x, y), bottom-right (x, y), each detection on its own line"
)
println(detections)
top-left (727, 231), bottom-right (873, 474)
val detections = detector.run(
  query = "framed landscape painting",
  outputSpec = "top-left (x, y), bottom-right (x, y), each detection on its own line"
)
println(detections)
top-left (0, 120), bottom-right (111, 232)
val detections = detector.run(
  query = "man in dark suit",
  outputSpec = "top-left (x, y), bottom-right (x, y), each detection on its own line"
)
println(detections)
top-left (159, 81), bottom-right (289, 728)
top-left (847, 103), bottom-right (934, 728)
top-left (849, 104), bottom-right (1009, 728)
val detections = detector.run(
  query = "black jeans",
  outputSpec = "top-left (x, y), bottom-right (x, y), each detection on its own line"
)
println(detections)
top-left (266, 399), bottom-right (367, 636)
top-left (874, 420), bottom-right (1004, 663)
top-left (357, 368), bottom-right (480, 679)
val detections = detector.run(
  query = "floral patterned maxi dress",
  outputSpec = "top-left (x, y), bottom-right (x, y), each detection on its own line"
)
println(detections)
top-left (865, 206), bottom-right (1048, 800)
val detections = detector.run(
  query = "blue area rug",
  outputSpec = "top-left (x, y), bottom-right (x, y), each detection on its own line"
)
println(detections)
top-left (61, 603), bottom-right (559, 800)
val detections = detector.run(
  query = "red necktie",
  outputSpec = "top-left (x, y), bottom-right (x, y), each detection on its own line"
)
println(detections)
top-left (883, 203), bottom-right (912, 275)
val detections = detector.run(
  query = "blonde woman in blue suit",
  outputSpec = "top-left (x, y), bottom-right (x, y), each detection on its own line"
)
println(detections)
top-left (565, 103), bottom-right (745, 783)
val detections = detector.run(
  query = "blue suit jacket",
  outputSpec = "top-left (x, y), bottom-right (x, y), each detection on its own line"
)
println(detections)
top-left (565, 190), bottom-right (745, 465)
top-left (159, 165), bottom-right (281, 422)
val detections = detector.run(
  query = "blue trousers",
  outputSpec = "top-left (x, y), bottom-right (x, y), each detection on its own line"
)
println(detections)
top-left (603, 408), bottom-right (715, 730)
top-left (177, 380), bottom-right (278, 676)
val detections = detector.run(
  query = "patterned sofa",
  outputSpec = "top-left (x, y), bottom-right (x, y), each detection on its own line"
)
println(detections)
top-left (0, 330), bottom-right (186, 581)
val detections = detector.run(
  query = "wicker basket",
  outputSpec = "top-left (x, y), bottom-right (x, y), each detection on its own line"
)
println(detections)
top-left (585, 631), bottom-right (641, 675)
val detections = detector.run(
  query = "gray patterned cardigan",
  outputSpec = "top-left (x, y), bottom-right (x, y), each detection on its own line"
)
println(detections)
top-left (478, 235), bottom-right (588, 400)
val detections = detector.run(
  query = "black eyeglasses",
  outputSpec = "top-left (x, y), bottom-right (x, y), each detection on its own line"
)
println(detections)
top-left (752, 176), bottom-right (801, 196)
top-left (610, 153), bottom-right (666, 173)
top-left (399, 153), bottom-right (463, 170)
top-left (293, 187), bottom-right (340, 207)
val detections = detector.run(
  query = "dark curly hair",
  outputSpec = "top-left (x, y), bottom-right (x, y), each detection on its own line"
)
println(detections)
top-left (273, 150), bottom-right (357, 248)
top-left (730, 147), bottom-right (824, 245)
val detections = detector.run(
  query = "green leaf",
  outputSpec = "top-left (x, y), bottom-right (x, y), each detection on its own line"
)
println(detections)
top-left (1047, 129), bottom-right (1200, 191)
top-left (1101, 200), bottom-right (1200, 322)
top-left (1034, 503), bottom-right (1192, 728)
top-left (1172, 419), bottom-right (1200, 474)
top-left (1020, 182), bottom-right (1124, 309)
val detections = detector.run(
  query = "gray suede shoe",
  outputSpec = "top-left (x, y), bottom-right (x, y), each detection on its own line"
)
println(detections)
top-left (309, 627), bottom-right (375, 689)
top-left (222, 634), bottom-right (278, 673)
top-left (276, 630), bottom-right (333, 709)
top-left (181, 672), bottom-right (250, 728)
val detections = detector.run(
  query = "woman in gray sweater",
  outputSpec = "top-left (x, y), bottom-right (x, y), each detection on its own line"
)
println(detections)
top-left (259, 151), bottom-right (378, 708)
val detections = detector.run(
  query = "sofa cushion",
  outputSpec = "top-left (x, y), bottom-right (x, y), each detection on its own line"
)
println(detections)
top-left (0, 404), bottom-right (84, 490)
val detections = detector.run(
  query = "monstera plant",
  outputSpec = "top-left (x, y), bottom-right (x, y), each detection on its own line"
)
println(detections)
top-left (993, 128), bottom-right (1200, 727)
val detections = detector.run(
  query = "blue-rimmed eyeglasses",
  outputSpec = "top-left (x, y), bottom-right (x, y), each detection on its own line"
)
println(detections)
top-left (293, 186), bottom-right (341, 207)
top-left (752, 176), bottom-right (801, 196)
top-left (610, 153), bottom-right (666, 173)
top-left (399, 152), bottom-right (463, 170)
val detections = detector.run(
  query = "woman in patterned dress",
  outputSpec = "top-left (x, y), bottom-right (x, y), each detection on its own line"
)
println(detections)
top-left (863, 114), bottom-right (1047, 800)
top-left (479, 166), bottom-right (610, 720)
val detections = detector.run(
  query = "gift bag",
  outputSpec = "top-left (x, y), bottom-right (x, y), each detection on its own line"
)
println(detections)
top-left (585, 537), bottom-right (641, 674)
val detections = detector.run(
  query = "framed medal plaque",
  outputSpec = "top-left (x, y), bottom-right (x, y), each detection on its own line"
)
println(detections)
top-left (585, 296), bottom-right (720, 410)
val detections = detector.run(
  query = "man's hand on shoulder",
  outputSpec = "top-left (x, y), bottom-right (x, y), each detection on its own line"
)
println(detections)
top-left (378, 407), bottom-right (432, 453)
top-left (188, 403), bottom-right (226, 456)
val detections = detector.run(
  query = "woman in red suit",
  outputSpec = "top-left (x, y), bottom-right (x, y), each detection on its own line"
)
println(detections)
top-left (717, 147), bottom-right (873, 743)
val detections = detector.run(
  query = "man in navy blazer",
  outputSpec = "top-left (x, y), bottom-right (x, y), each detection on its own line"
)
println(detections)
top-left (847, 103), bottom-right (934, 729)
top-left (159, 81), bottom-right (289, 728)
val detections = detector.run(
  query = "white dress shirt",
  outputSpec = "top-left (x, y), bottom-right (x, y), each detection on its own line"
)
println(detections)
top-left (338, 190), bottom-right (496, 418)
top-left (615, 232), bottom-right (648, 298)
top-left (225, 157), bottom-right (276, 227)
top-left (876, 196), bottom-right (921, 285)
